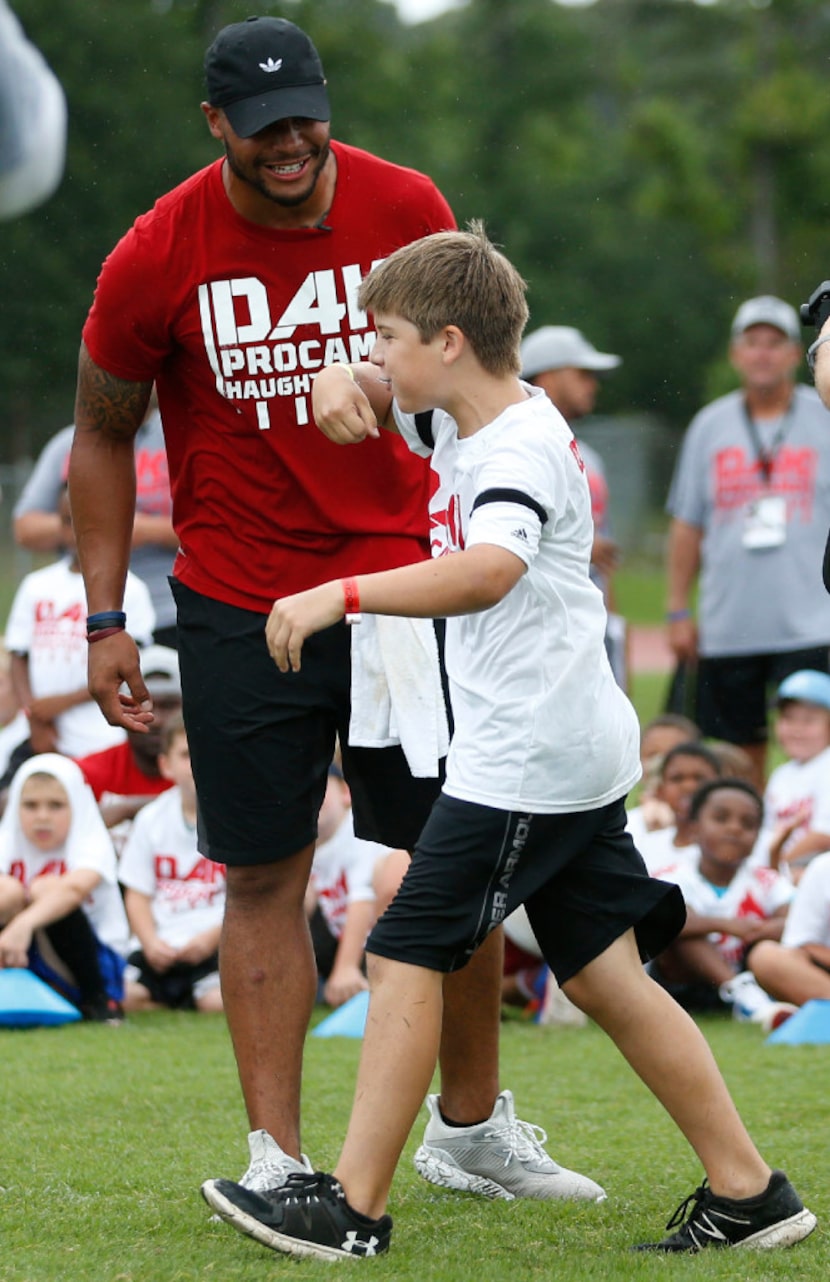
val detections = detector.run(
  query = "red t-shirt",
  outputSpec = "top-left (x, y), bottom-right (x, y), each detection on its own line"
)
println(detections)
top-left (76, 741), bottom-right (173, 803)
top-left (82, 143), bottom-right (456, 612)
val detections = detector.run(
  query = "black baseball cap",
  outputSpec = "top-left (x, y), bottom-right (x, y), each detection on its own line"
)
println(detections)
top-left (205, 16), bottom-right (330, 138)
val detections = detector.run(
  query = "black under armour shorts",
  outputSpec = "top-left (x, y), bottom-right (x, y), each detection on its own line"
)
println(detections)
top-left (367, 794), bottom-right (685, 982)
top-left (171, 578), bottom-right (444, 867)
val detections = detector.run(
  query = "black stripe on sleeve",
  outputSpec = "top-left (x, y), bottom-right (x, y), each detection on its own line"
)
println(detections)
top-left (471, 487), bottom-right (548, 526)
top-left (414, 411), bottom-right (435, 450)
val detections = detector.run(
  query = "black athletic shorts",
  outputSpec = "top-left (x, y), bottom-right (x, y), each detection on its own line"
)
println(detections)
top-left (696, 645), bottom-right (830, 745)
top-left (367, 794), bottom-right (685, 982)
top-left (171, 578), bottom-right (444, 867)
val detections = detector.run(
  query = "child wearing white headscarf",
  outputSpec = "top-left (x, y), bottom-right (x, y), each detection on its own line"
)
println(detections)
top-left (0, 754), bottom-right (129, 1020)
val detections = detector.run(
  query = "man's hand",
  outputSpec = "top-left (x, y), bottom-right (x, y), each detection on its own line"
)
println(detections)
top-left (666, 614), bottom-right (698, 665)
top-left (266, 581), bottom-right (345, 673)
top-left (87, 630), bottom-right (154, 732)
top-left (312, 364), bottom-right (380, 444)
top-left (801, 281), bottom-right (830, 330)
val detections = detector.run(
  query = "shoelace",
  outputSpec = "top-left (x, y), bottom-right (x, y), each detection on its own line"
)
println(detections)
top-left (247, 1156), bottom-right (302, 1188)
top-left (484, 1117), bottom-right (551, 1168)
top-left (665, 1181), bottom-right (708, 1231)
top-left (282, 1171), bottom-right (345, 1201)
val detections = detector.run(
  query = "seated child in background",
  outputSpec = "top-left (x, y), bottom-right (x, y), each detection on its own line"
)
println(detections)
top-left (501, 904), bottom-right (587, 1027)
top-left (307, 763), bottom-right (392, 1009)
top-left (76, 644), bottom-right (181, 853)
top-left (501, 903), bottom-right (546, 1010)
top-left (750, 850), bottom-right (830, 1007)
top-left (634, 741), bottom-right (721, 874)
top-left (651, 778), bottom-right (795, 1029)
top-left (626, 713), bottom-right (702, 845)
top-left (760, 670), bottom-right (830, 879)
top-left (4, 484), bottom-right (155, 759)
top-left (0, 753), bottom-right (129, 1022)
top-left (119, 716), bottom-right (225, 1013)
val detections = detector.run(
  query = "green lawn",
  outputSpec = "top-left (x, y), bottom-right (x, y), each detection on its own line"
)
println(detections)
top-left (1, 550), bottom-right (823, 1279)
top-left (1, 1009), bottom-right (826, 1281)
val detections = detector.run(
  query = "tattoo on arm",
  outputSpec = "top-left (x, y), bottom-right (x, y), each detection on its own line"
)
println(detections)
top-left (76, 344), bottom-right (151, 440)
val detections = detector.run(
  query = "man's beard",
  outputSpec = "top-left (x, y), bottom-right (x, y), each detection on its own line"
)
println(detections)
top-left (225, 138), bottom-right (331, 209)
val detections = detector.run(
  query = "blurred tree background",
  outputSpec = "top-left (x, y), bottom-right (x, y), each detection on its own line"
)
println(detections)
top-left (3, 0), bottom-right (830, 471)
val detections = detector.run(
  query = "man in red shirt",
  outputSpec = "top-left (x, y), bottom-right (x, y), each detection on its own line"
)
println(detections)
top-left (69, 16), bottom-right (601, 1206)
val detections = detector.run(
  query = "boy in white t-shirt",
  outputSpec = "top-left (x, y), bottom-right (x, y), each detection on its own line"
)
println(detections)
top-left (203, 225), bottom-right (814, 1257)
top-left (5, 486), bottom-right (155, 758)
top-left (307, 763), bottom-right (387, 1009)
top-left (761, 669), bottom-right (830, 877)
top-left (119, 715), bottom-right (225, 1012)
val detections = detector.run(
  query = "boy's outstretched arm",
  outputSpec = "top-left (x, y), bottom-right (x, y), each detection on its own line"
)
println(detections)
top-left (266, 544), bottom-right (525, 673)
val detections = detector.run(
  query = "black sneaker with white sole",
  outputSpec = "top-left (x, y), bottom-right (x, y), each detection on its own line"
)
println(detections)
top-left (201, 1170), bottom-right (392, 1261)
top-left (635, 1170), bottom-right (816, 1253)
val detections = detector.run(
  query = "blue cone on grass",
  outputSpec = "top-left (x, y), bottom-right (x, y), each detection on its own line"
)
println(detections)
top-left (312, 988), bottom-right (369, 1038)
top-left (766, 999), bottom-right (830, 1045)
top-left (0, 967), bottom-right (82, 1027)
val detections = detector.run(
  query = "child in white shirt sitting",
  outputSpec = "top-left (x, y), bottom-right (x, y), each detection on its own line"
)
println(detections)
top-left (651, 777), bottom-right (795, 1030)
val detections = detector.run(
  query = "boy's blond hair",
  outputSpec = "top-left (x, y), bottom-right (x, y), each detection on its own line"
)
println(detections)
top-left (358, 220), bottom-right (528, 377)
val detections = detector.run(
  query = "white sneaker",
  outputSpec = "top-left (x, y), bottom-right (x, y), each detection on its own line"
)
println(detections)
top-left (205, 1130), bottom-right (313, 1221)
top-left (719, 971), bottom-right (797, 1028)
top-left (237, 1130), bottom-right (314, 1192)
top-left (413, 1090), bottom-right (606, 1202)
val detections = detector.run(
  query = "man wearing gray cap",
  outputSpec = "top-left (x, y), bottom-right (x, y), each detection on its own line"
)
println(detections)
top-left (666, 295), bottom-right (830, 787)
top-left (521, 326), bottom-right (627, 687)
top-left (68, 13), bottom-right (598, 1220)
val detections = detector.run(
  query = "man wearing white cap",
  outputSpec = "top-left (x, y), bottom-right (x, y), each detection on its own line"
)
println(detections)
top-left (666, 296), bottom-right (830, 787)
top-left (521, 325), bottom-right (627, 687)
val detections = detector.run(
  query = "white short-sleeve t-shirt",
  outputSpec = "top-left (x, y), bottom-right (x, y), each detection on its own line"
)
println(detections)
top-left (394, 385), bottom-right (641, 813)
top-left (119, 787), bottom-right (226, 950)
top-left (657, 859), bottom-right (794, 968)
top-left (781, 851), bottom-right (830, 948)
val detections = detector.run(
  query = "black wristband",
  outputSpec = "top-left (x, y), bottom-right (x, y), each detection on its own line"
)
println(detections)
top-left (86, 610), bottom-right (127, 633)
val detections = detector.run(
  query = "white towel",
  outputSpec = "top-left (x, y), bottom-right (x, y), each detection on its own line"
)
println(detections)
top-left (349, 615), bottom-right (450, 778)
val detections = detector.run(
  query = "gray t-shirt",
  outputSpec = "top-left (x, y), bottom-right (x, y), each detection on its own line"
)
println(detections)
top-left (667, 383), bottom-right (830, 656)
top-left (13, 413), bottom-right (176, 629)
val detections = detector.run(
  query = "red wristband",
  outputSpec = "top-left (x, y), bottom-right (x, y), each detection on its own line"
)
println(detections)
top-left (342, 577), bottom-right (362, 626)
top-left (87, 626), bottom-right (126, 644)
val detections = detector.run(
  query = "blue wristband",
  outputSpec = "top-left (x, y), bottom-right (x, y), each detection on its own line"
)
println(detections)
top-left (86, 610), bottom-right (127, 633)
top-left (665, 608), bottom-right (692, 622)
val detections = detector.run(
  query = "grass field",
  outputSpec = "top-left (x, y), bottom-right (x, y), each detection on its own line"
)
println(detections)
top-left (5, 549), bottom-right (822, 1279)
top-left (2, 1007), bottom-right (827, 1281)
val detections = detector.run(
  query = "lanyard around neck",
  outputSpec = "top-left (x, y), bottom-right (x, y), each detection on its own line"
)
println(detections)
top-left (742, 397), bottom-right (794, 485)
